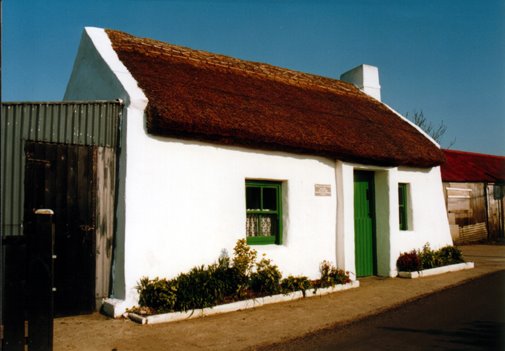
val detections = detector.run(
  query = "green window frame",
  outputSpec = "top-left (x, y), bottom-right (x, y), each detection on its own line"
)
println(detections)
top-left (398, 183), bottom-right (409, 231)
top-left (245, 180), bottom-right (282, 245)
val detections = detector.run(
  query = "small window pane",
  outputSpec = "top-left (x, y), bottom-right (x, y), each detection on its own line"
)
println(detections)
top-left (246, 187), bottom-right (261, 210)
top-left (398, 183), bottom-right (408, 231)
top-left (246, 214), bottom-right (259, 237)
top-left (262, 187), bottom-right (277, 211)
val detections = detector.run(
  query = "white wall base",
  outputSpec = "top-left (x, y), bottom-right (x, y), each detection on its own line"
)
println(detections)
top-left (128, 280), bottom-right (360, 325)
top-left (398, 262), bottom-right (474, 279)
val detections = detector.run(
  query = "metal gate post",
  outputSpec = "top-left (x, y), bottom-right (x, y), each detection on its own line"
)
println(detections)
top-left (26, 210), bottom-right (55, 351)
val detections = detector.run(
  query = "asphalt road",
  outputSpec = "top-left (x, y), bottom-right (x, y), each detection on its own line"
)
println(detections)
top-left (261, 270), bottom-right (505, 351)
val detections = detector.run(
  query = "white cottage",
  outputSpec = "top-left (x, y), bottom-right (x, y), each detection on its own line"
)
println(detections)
top-left (64, 27), bottom-right (453, 316)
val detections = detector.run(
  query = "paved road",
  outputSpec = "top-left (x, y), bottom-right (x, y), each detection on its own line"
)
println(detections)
top-left (262, 270), bottom-right (505, 351)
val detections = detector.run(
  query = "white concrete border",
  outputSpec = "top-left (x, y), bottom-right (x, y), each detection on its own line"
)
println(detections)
top-left (398, 262), bottom-right (474, 279)
top-left (128, 280), bottom-right (360, 325)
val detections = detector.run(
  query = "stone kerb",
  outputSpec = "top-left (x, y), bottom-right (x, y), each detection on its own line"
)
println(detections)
top-left (128, 280), bottom-right (360, 325)
top-left (398, 262), bottom-right (475, 279)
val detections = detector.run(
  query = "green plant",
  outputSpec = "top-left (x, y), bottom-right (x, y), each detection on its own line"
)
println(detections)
top-left (281, 275), bottom-right (311, 297)
top-left (209, 256), bottom-right (248, 301)
top-left (318, 261), bottom-right (351, 287)
top-left (232, 239), bottom-right (257, 277)
top-left (437, 245), bottom-right (464, 265)
top-left (137, 277), bottom-right (177, 313)
top-left (174, 265), bottom-right (224, 311)
top-left (397, 244), bottom-right (465, 273)
top-left (396, 250), bottom-right (421, 272)
top-left (250, 256), bottom-right (282, 296)
top-left (419, 243), bottom-right (443, 269)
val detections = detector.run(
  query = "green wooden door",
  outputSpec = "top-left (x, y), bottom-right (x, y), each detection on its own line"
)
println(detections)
top-left (354, 171), bottom-right (377, 277)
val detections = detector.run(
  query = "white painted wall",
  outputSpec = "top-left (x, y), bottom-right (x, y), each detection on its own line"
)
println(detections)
top-left (124, 130), bottom-right (338, 306)
top-left (336, 162), bottom-right (453, 278)
top-left (390, 166), bottom-right (453, 273)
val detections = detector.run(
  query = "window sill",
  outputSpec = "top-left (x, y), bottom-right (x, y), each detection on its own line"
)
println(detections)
top-left (246, 236), bottom-right (279, 245)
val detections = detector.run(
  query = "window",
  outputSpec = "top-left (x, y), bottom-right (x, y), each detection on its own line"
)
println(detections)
top-left (245, 180), bottom-right (282, 245)
top-left (398, 183), bottom-right (409, 230)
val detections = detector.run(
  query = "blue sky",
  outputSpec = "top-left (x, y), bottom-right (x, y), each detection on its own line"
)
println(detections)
top-left (3, 0), bottom-right (504, 155)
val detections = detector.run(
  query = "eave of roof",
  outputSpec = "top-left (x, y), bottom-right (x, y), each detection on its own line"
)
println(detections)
top-left (441, 149), bottom-right (505, 183)
top-left (105, 29), bottom-right (445, 168)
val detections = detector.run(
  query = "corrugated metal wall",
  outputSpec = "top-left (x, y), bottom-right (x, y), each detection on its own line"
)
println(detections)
top-left (1, 101), bottom-right (123, 236)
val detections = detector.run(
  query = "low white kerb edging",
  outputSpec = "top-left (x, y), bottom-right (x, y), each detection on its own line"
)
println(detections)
top-left (398, 262), bottom-right (475, 279)
top-left (128, 280), bottom-right (360, 325)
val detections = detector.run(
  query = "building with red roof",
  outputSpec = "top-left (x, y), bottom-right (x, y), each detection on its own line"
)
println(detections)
top-left (441, 149), bottom-right (505, 244)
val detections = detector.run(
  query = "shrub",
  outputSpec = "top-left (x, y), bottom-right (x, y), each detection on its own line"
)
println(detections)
top-left (437, 245), bottom-right (464, 265)
top-left (396, 250), bottom-right (421, 272)
top-left (318, 260), bottom-right (351, 287)
top-left (418, 243), bottom-right (440, 269)
top-left (281, 275), bottom-right (312, 297)
top-left (173, 265), bottom-right (218, 311)
top-left (209, 256), bottom-right (248, 301)
top-left (250, 256), bottom-right (282, 296)
top-left (137, 277), bottom-right (177, 313)
top-left (397, 244), bottom-right (465, 272)
top-left (232, 239), bottom-right (257, 277)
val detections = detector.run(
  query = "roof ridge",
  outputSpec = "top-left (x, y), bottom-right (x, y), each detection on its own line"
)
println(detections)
top-left (105, 29), bottom-right (359, 97)
top-left (443, 149), bottom-right (505, 159)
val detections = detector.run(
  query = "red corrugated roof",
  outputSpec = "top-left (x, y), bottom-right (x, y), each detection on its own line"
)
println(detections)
top-left (105, 29), bottom-right (445, 167)
top-left (441, 149), bottom-right (505, 182)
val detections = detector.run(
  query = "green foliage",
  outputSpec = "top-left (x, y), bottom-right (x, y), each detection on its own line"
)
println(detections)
top-left (419, 243), bottom-right (443, 269)
top-left (174, 265), bottom-right (223, 311)
top-left (437, 245), bottom-right (464, 265)
top-left (250, 256), bottom-right (282, 296)
top-left (281, 275), bottom-right (312, 297)
top-left (137, 240), bottom-right (357, 315)
top-left (209, 256), bottom-right (248, 300)
top-left (318, 260), bottom-right (351, 287)
top-left (232, 238), bottom-right (257, 277)
top-left (396, 250), bottom-right (421, 272)
top-left (396, 243), bottom-right (465, 272)
top-left (137, 277), bottom-right (177, 313)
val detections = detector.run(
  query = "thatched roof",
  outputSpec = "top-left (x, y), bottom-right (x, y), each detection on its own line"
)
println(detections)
top-left (106, 29), bottom-right (444, 167)
top-left (441, 149), bottom-right (505, 182)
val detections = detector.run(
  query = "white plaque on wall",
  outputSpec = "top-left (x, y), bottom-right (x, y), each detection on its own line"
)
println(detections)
top-left (315, 184), bottom-right (331, 196)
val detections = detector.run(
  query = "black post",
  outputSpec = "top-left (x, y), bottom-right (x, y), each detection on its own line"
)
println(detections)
top-left (2, 237), bottom-right (26, 351)
top-left (26, 210), bottom-right (54, 351)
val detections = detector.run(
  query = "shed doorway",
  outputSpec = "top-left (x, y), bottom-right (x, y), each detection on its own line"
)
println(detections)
top-left (354, 170), bottom-right (377, 277)
top-left (24, 142), bottom-right (97, 316)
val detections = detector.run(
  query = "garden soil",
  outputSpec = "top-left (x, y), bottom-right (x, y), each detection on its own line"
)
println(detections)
top-left (54, 245), bottom-right (505, 351)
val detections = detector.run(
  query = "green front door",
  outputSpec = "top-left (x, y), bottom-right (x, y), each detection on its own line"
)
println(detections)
top-left (354, 171), bottom-right (377, 277)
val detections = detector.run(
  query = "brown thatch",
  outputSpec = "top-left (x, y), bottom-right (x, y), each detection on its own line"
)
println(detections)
top-left (106, 29), bottom-right (445, 167)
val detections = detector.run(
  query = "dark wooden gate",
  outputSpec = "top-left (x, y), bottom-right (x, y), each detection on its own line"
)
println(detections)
top-left (24, 142), bottom-right (96, 317)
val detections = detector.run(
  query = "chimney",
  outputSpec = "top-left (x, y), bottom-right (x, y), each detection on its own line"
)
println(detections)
top-left (340, 64), bottom-right (381, 101)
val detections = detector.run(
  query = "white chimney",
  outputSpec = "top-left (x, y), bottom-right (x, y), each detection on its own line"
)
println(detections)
top-left (340, 64), bottom-right (381, 101)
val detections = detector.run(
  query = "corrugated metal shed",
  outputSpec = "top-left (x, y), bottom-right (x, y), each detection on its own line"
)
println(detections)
top-left (1, 101), bottom-right (123, 236)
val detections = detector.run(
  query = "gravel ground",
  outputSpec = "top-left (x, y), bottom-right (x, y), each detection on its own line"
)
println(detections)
top-left (53, 245), bottom-right (505, 351)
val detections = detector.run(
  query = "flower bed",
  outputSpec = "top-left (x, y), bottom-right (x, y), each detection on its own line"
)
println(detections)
top-left (128, 240), bottom-right (355, 323)
top-left (128, 280), bottom-right (360, 325)
top-left (396, 244), bottom-right (474, 279)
